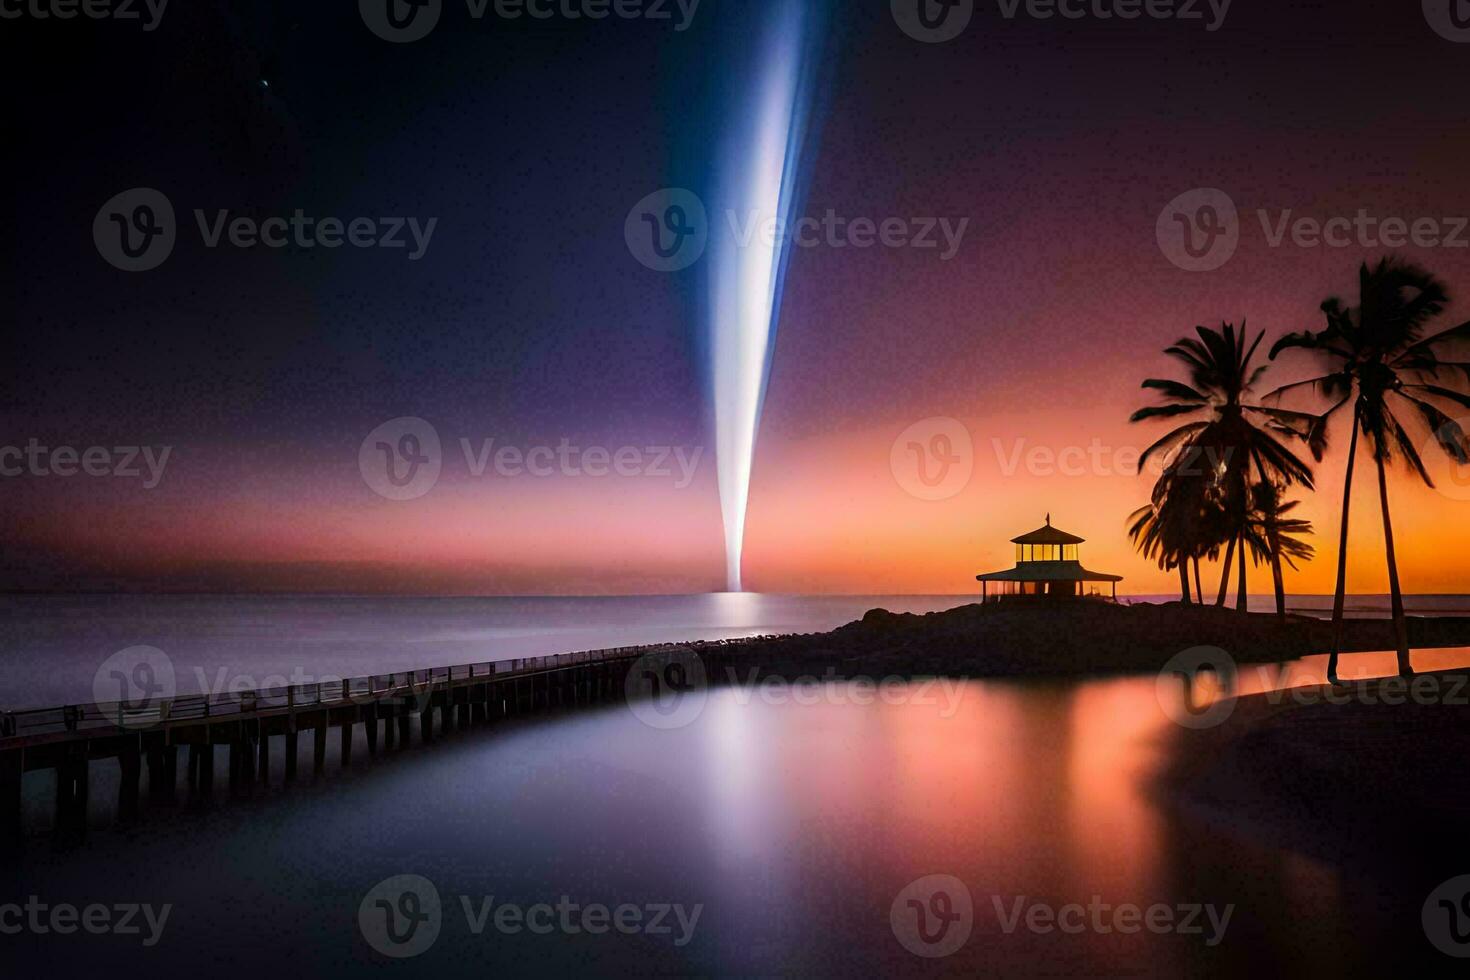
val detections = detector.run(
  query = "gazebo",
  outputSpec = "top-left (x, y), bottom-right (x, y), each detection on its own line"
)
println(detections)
top-left (975, 515), bottom-right (1123, 601)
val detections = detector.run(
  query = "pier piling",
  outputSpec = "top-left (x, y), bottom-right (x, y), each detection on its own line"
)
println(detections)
top-left (313, 724), bottom-right (327, 774)
top-left (1, 751), bottom-right (21, 841)
top-left (118, 745), bottom-right (141, 820)
top-left (2, 646), bottom-right (657, 837)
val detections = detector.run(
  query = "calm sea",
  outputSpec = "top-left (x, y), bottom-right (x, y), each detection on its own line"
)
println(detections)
top-left (4, 593), bottom-right (1468, 975)
top-left (1, 592), bottom-right (1467, 709)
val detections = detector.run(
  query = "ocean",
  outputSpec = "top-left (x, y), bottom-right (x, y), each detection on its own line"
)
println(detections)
top-left (2, 592), bottom-right (1467, 709)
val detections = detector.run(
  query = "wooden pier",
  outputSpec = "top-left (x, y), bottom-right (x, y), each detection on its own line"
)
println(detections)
top-left (0, 645), bottom-right (684, 841)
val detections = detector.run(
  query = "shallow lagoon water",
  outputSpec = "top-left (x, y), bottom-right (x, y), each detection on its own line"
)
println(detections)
top-left (8, 640), bottom-right (1469, 976)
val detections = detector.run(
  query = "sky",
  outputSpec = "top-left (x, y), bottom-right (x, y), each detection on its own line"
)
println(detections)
top-left (5, 0), bottom-right (1470, 595)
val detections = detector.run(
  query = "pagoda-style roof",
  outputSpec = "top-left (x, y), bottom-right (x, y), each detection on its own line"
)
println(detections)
top-left (976, 560), bottom-right (1122, 583)
top-left (1010, 515), bottom-right (1084, 546)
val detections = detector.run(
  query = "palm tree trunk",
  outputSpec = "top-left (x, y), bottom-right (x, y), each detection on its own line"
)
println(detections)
top-left (1235, 530), bottom-right (1248, 612)
top-left (1269, 548), bottom-right (1286, 622)
top-left (1327, 416), bottom-right (1360, 685)
top-left (1375, 453), bottom-right (1413, 675)
top-left (1193, 556), bottom-right (1203, 605)
top-left (1252, 455), bottom-right (1288, 624)
top-left (1215, 536), bottom-right (1235, 607)
top-left (1178, 562), bottom-right (1191, 603)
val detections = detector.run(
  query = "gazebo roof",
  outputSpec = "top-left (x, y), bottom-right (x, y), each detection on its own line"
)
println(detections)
top-left (1010, 515), bottom-right (1084, 546)
top-left (976, 560), bottom-right (1123, 583)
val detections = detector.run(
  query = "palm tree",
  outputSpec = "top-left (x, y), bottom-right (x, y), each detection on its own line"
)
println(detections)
top-left (1127, 503), bottom-right (1193, 602)
top-left (1128, 461), bottom-right (1216, 604)
top-left (1131, 322), bottom-right (1316, 613)
top-left (1268, 258), bottom-right (1470, 680)
top-left (1244, 481), bottom-right (1315, 611)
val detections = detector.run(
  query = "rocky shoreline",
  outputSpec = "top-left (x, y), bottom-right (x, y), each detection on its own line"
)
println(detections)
top-left (673, 599), bottom-right (1470, 680)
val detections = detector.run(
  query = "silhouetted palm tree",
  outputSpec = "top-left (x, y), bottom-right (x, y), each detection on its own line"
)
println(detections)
top-left (1127, 503), bottom-right (1193, 602)
top-left (1269, 258), bottom-right (1470, 680)
top-left (1244, 482), bottom-right (1315, 614)
top-left (1131, 322), bottom-right (1315, 612)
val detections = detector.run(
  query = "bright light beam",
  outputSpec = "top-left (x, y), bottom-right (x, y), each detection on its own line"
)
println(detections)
top-left (709, 0), bottom-right (823, 592)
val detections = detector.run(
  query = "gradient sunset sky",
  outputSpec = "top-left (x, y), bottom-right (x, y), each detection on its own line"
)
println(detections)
top-left (6, 1), bottom-right (1470, 595)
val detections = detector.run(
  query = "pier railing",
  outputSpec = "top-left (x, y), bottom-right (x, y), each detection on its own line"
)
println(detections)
top-left (0, 645), bottom-right (658, 747)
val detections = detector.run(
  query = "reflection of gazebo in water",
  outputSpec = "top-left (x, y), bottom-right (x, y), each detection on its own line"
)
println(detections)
top-left (975, 515), bottom-right (1123, 601)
